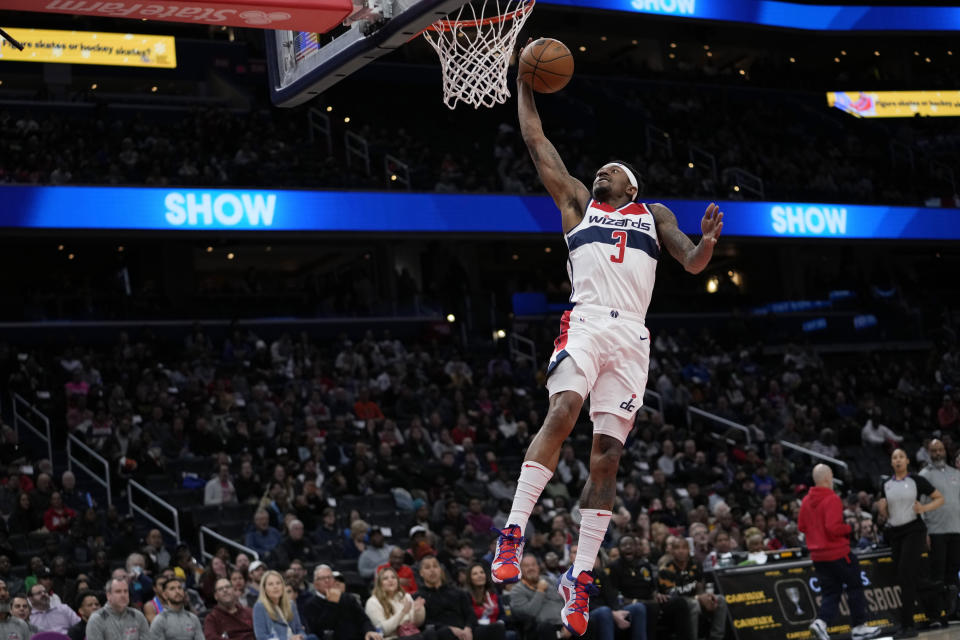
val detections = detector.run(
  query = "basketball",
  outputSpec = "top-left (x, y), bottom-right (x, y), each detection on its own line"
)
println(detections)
top-left (518, 37), bottom-right (574, 93)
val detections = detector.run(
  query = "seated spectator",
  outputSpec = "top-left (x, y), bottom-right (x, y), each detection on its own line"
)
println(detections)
top-left (123, 554), bottom-right (155, 607)
top-left (10, 493), bottom-right (45, 536)
top-left (365, 567), bottom-right (424, 640)
top-left (740, 530), bottom-right (769, 566)
top-left (144, 529), bottom-right (172, 573)
top-left (504, 554), bottom-right (563, 639)
top-left (245, 510), bottom-right (283, 558)
top-left (658, 537), bottom-right (727, 640)
top-left (343, 520), bottom-right (369, 560)
top-left (861, 411), bottom-right (903, 447)
top-left (29, 582), bottom-right (80, 633)
top-left (414, 555), bottom-right (476, 640)
top-left (302, 564), bottom-right (379, 640)
top-left (203, 577), bottom-right (254, 640)
top-left (150, 577), bottom-right (204, 640)
top-left (245, 562), bottom-right (267, 609)
top-left (464, 563), bottom-right (506, 640)
top-left (144, 573), bottom-right (173, 624)
top-left (68, 590), bottom-right (102, 640)
top-left (377, 548), bottom-right (418, 595)
top-left (271, 520), bottom-right (320, 570)
top-left (704, 531), bottom-right (736, 571)
top-left (229, 571), bottom-right (247, 601)
top-left (463, 499), bottom-right (493, 537)
top-left (0, 558), bottom-right (23, 597)
top-left (10, 595), bottom-right (36, 634)
top-left (200, 557), bottom-right (230, 608)
top-left (44, 492), bottom-right (77, 533)
top-left (313, 508), bottom-right (341, 553)
top-left (252, 571), bottom-right (306, 640)
top-left (0, 597), bottom-right (31, 640)
top-left (205, 464), bottom-right (238, 506)
top-left (86, 578), bottom-right (151, 640)
top-left (359, 527), bottom-right (393, 579)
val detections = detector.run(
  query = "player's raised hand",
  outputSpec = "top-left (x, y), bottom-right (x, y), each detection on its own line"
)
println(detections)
top-left (701, 202), bottom-right (724, 245)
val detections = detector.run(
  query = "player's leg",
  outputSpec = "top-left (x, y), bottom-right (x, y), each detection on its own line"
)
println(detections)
top-left (492, 356), bottom-right (590, 584)
top-left (843, 554), bottom-right (881, 639)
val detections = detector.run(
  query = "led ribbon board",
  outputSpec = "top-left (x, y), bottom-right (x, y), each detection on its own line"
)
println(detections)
top-left (828, 90), bottom-right (960, 118)
top-left (0, 28), bottom-right (176, 68)
top-left (537, 0), bottom-right (960, 31)
top-left (2, 186), bottom-right (960, 239)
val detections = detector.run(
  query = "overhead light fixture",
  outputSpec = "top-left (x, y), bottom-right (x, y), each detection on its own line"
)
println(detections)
top-left (446, 314), bottom-right (456, 323)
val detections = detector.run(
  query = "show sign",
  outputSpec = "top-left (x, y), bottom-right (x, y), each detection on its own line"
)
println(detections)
top-left (2, 185), bottom-right (960, 239)
top-left (715, 552), bottom-right (925, 640)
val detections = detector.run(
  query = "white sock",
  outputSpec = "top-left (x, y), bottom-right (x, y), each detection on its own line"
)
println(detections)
top-left (573, 508), bottom-right (611, 576)
top-left (506, 460), bottom-right (553, 532)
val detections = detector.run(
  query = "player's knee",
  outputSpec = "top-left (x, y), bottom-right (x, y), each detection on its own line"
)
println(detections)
top-left (590, 440), bottom-right (622, 476)
top-left (547, 391), bottom-right (582, 428)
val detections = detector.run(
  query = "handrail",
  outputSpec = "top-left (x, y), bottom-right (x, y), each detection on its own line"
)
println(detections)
top-left (508, 334), bottom-right (537, 369)
top-left (779, 439), bottom-right (849, 470)
top-left (688, 406), bottom-right (752, 445)
top-left (67, 434), bottom-right (112, 508)
top-left (128, 480), bottom-right (180, 543)
top-left (642, 389), bottom-right (662, 415)
top-left (199, 526), bottom-right (259, 562)
top-left (12, 392), bottom-right (52, 464)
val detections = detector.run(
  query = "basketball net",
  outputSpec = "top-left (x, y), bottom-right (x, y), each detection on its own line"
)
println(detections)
top-left (423, 0), bottom-right (534, 110)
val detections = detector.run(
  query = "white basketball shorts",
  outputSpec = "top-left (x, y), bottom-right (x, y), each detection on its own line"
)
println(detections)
top-left (545, 304), bottom-right (651, 439)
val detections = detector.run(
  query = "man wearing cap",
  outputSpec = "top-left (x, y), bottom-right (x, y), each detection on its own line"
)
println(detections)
top-left (29, 580), bottom-right (81, 633)
top-left (204, 578), bottom-right (254, 640)
top-left (377, 548), bottom-right (417, 595)
top-left (919, 438), bottom-right (960, 614)
top-left (358, 527), bottom-right (393, 579)
top-left (244, 562), bottom-right (267, 608)
top-left (408, 526), bottom-right (436, 562)
top-left (87, 577), bottom-right (151, 640)
top-left (245, 510), bottom-right (282, 558)
top-left (151, 578), bottom-right (204, 640)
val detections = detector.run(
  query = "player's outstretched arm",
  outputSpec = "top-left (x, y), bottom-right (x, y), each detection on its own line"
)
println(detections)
top-left (517, 75), bottom-right (590, 233)
top-left (650, 202), bottom-right (724, 274)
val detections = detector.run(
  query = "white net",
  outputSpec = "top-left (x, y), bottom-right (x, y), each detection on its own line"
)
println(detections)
top-left (423, 0), bottom-right (534, 110)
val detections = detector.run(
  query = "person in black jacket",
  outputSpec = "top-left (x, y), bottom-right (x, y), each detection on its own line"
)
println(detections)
top-left (302, 565), bottom-right (381, 640)
top-left (414, 555), bottom-right (476, 640)
top-left (67, 590), bottom-right (102, 640)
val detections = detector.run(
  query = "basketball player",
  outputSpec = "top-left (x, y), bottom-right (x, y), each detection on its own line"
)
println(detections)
top-left (490, 56), bottom-right (724, 636)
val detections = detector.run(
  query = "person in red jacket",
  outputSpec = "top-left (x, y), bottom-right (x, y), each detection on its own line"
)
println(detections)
top-left (798, 464), bottom-right (880, 640)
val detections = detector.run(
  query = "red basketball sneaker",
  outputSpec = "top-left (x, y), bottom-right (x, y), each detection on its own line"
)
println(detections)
top-left (490, 524), bottom-right (525, 584)
top-left (558, 567), bottom-right (597, 636)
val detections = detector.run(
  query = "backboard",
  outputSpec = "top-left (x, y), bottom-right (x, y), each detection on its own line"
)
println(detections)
top-left (267, 0), bottom-right (472, 107)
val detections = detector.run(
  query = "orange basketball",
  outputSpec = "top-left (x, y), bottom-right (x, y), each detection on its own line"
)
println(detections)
top-left (518, 38), bottom-right (574, 94)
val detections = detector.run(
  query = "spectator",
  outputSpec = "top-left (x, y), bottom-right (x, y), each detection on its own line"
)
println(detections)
top-left (151, 578), bottom-right (204, 640)
top-left (657, 537), bottom-right (727, 640)
top-left (199, 557), bottom-right (230, 608)
top-left (271, 520), bottom-right (319, 570)
top-left (0, 559), bottom-right (22, 598)
top-left (205, 464), bottom-right (238, 506)
top-left (938, 395), bottom-right (959, 432)
top-left (377, 548), bottom-right (418, 595)
top-left (313, 508), bottom-right (341, 553)
top-left (0, 598), bottom-right (30, 640)
top-left (251, 571), bottom-right (306, 640)
top-left (144, 574), bottom-right (171, 624)
top-left (861, 411), bottom-right (903, 447)
top-left (229, 571), bottom-right (247, 600)
top-left (245, 511), bottom-right (283, 558)
top-left (44, 492), bottom-right (77, 533)
top-left (68, 590), bottom-right (102, 640)
top-left (203, 577), bottom-right (254, 640)
top-left (0, 579), bottom-right (7, 604)
top-left (10, 492), bottom-right (45, 535)
top-left (10, 595), bottom-right (35, 633)
top-left (365, 566), bottom-right (424, 640)
top-left (303, 564), bottom-right (378, 639)
top-left (505, 555), bottom-right (564, 640)
top-left (29, 581), bottom-right (80, 633)
top-left (359, 527), bottom-right (393, 579)
top-left (244, 562), bottom-right (267, 608)
top-left (463, 563), bottom-right (506, 640)
top-left (144, 529), bottom-right (172, 573)
top-left (123, 554), bottom-right (155, 607)
top-left (414, 555), bottom-right (476, 640)
top-left (86, 578), bottom-right (151, 640)
top-left (343, 520), bottom-right (369, 560)
top-left (235, 462), bottom-right (261, 505)
top-left (354, 388), bottom-right (385, 421)
top-left (463, 499), bottom-right (493, 536)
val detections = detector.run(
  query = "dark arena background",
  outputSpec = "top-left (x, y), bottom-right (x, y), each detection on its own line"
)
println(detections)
top-left (0, 0), bottom-right (959, 639)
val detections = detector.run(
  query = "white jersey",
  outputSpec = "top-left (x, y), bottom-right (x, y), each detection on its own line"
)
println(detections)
top-left (564, 199), bottom-right (659, 318)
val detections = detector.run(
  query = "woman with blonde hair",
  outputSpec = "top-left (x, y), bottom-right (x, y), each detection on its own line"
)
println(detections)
top-left (252, 570), bottom-right (307, 640)
top-left (365, 567), bottom-right (424, 639)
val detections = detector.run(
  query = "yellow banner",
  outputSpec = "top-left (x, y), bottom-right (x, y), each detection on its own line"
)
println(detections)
top-left (827, 90), bottom-right (960, 118)
top-left (0, 28), bottom-right (175, 68)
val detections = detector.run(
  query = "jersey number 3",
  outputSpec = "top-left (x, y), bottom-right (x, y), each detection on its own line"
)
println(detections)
top-left (610, 230), bottom-right (627, 263)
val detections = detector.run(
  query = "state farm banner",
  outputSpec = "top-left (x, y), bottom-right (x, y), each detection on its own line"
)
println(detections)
top-left (5, 0), bottom-right (353, 34)
top-left (715, 551), bottom-right (922, 640)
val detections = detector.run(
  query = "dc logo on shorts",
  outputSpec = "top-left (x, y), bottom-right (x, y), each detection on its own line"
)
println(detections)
top-left (619, 393), bottom-right (637, 411)
top-left (610, 310), bottom-right (619, 318)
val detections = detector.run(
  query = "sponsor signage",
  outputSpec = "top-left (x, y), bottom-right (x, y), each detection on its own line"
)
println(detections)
top-left (828, 90), bottom-right (960, 118)
top-left (4, 0), bottom-right (352, 34)
top-left (1, 185), bottom-right (959, 240)
top-left (0, 28), bottom-right (176, 68)
top-left (539, 0), bottom-right (960, 32)
top-left (715, 551), bottom-right (928, 640)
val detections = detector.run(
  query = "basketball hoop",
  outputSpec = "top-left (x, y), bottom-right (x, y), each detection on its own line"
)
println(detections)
top-left (422, 0), bottom-right (534, 110)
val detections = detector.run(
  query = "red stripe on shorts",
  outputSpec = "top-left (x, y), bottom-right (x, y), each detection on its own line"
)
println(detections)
top-left (554, 310), bottom-right (571, 350)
